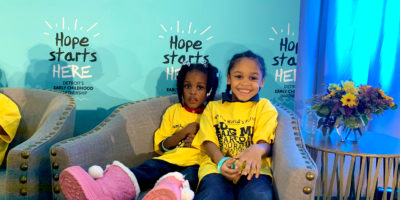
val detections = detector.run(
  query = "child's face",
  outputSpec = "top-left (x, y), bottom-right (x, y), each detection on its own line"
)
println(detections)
top-left (183, 70), bottom-right (208, 109)
top-left (227, 58), bottom-right (265, 102)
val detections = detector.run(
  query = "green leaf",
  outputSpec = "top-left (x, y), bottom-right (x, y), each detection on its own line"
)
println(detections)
top-left (319, 106), bottom-right (330, 116)
top-left (375, 109), bottom-right (384, 115)
top-left (355, 117), bottom-right (363, 128)
top-left (334, 116), bottom-right (343, 127)
top-left (316, 112), bottom-right (326, 118)
top-left (311, 104), bottom-right (321, 111)
top-left (344, 116), bottom-right (363, 129)
top-left (391, 104), bottom-right (398, 110)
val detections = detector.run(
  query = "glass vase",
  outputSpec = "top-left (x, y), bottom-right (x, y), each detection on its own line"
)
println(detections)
top-left (335, 125), bottom-right (364, 142)
top-left (303, 106), bottom-right (318, 134)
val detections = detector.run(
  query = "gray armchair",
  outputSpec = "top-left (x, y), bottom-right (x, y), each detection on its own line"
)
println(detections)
top-left (50, 95), bottom-right (317, 200)
top-left (0, 88), bottom-right (75, 199)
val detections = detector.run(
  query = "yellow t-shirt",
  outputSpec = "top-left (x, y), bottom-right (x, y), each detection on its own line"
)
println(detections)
top-left (0, 93), bottom-right (21, 165)
top-left (192, 98), bottom-right (278, 181)
top-left (153, 103), bottom-right (202, 166)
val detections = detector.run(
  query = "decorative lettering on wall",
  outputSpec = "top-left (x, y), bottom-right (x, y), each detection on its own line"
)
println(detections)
top-left (49, 32), bottom-right (97, 63)
top-left (159, 21), bottom-right (213, 93)
top-left (44, 17), bottom-right (100, 96)
top-left (269, 23), bottom-right (298, 98)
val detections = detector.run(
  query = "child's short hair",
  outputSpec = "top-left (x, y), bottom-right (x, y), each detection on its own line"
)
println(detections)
top-left (177, 62), bottom-right (219, 105)
top-left (225, 50), bottom-right (266, 94)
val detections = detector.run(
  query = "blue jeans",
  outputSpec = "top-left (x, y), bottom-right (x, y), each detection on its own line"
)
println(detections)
top-left (194, 173), bottom-right (274, 200)
top-left (130, 159), bottom-right (199, 191)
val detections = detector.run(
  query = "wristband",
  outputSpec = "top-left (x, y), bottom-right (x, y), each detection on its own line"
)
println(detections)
top-left (217, 157), bottom-right (231, 174)
top-left (161, 136), bottom-right (174, 152)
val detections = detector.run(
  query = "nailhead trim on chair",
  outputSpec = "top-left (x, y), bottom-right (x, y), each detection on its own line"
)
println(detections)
top-left (51, 149), bottom-right (57, 156)
top-left (306, 172), bottom-right (315, 181)
top-left (20, 188), bottom-right (27, 196)
top-left (19, 176), bottom-right (27, 184)
top-left (53, 185), bottom-right (61, 193)
top-left (20, 163), bottom-right (28, 171)
top-left (21, 151), bottom-right (30, 159)
top-left (303, 186), bottom-right (312, 194)
top-left (18, 149), bottom-right (29, 196)
top-left (53, 173), bottom-right (59, 181)
top-left (52, 162), bottom-right (59, 169)
top-left (51, 147), bottom-right (61, 197)
top-left (274, 103), bottom-right (317, 196)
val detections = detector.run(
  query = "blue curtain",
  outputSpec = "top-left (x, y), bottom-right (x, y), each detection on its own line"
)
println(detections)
top-left (295, 0), bottom-right (400, 137)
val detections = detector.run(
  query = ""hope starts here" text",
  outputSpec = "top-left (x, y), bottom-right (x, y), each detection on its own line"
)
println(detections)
top-left (49, 32), bottom-right (96, 79)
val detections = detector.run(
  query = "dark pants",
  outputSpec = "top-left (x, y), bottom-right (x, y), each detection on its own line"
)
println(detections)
top-left (130, 159), bottom-right (199, 191)
top-left (194, 173), bottom-right (274, 200)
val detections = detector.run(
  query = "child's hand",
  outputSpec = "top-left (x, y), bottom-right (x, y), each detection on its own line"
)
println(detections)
top-left (182, 122), bottom-right (199, 137)
top-left (220, 158), bottom-right (241, 182)
top-left (183, 133), bottom-right (195, 147)
top-left (161, 122), bottom-right (199, 151)
top-left (234, 143), bottom-right (268, 180)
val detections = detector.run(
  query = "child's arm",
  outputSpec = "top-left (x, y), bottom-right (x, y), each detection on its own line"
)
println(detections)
top-left (234, 100), bottom-right (278, 180)
top-left (161, 122), bottom-right (199, 151)
top-left (234, 140), bottom-right (271, 180)
top-left (203, 141), bottom-right (241, 181)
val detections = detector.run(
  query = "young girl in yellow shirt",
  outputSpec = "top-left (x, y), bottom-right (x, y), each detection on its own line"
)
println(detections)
top-left (193, 51), bottom-right (278, 200)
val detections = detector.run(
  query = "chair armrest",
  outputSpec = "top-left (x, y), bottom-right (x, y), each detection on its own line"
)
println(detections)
top-left (5, 92), bottom-right (75, 199)
top-left (272, 104), bottom-right (318, 200)
top-left (50, 105), bottom-right (157, 199)
top-left (51, 109), bottom-right (156, 169)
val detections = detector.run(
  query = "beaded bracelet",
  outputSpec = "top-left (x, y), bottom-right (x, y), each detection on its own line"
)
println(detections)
top-left (161, 136), bottom-right (174, 152)
top-left (217, 157), bottom-right (231, 174)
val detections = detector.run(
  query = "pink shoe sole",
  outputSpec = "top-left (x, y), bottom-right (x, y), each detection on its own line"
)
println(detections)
top-left (60, 166), bottom-right (106, 200)
top-left (142, 188), bottom-right (179, 200)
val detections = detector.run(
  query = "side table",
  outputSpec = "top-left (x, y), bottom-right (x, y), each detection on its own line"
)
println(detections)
top-left (304, 131), bottom-right (400, 200)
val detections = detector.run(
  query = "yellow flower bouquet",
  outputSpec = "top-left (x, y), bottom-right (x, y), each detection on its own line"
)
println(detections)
top-left (311, 81), bottom-right (397, 140)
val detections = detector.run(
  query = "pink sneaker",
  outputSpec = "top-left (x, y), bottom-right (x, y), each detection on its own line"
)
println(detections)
top-left (143, 172), bottom-right (194, 200)
top-left (60, 161), bottom-right (140, 200)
